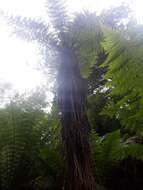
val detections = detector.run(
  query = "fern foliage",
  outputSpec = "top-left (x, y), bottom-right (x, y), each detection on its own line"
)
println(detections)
top-left (101, 27), bottom-right (143, 134)
top-left (0, 91), bottom-right (48, 189)
top-left (90, 129), bottom-right (143, 186)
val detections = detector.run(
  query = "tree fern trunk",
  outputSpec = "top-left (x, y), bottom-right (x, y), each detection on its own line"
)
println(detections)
top-left (58, 48), bottom-right (96, 190)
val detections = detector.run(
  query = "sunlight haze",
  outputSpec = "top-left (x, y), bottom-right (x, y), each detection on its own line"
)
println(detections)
top-left (0, 0), bottom-right (142, 97)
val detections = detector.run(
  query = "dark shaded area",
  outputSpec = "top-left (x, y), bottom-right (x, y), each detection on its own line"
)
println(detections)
top-left (107, 158), bottom-right (143, 190)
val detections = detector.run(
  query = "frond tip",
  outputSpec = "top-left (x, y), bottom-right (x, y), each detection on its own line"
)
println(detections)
top-left (46, 0), bottom-right (69, 36)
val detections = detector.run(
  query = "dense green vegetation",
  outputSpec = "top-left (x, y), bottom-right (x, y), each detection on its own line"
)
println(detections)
top-left (1, 1), bottom-right (143, 189)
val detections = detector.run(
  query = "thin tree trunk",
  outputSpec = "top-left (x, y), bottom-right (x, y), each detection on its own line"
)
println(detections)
top-left (57, 48), bottom-right (96, 190)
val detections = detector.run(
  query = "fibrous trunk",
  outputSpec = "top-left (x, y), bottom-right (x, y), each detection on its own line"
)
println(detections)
top-left (57, 48), bottom-right (95, 190)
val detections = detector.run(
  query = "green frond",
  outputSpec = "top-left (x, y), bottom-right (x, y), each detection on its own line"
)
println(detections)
top-left (70, 12), bottom-right (103, 78)
top-left (101, 27), bottom-right (143, 132)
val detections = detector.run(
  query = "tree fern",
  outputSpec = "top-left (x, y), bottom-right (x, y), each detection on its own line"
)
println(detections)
top-left (0, 3), bottom-right (136, 189)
